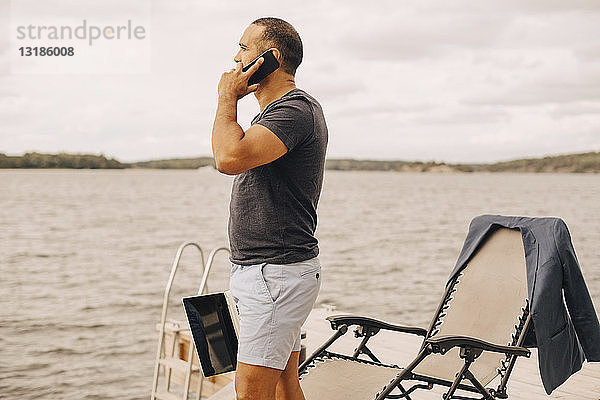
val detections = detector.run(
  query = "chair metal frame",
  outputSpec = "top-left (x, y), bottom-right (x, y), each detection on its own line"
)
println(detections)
top-left (299, 233), bottom-right (532, 400)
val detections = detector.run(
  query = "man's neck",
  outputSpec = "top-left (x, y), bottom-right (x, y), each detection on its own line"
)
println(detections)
top-left (254, 74), bottom-right (297, 111)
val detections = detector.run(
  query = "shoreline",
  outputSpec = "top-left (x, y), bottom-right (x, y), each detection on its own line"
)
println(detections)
top-left (2, 167), bottom-right (599, 174)
top-left (1, 151), bottom-right (600, 173)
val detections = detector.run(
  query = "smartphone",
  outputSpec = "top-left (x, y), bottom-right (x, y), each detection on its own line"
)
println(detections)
top-left (242, 49), bottom-right (280, 86)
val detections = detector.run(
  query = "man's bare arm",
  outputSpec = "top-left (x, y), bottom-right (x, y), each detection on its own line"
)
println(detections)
top-left (211, 59), bottom-right (287, 175)
top-left (212, 95), bottom-right (287, 175)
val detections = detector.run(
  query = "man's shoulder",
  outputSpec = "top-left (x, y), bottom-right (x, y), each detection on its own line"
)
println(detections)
top-left (254, 89), bottom-right (315, 124)
top-left (270, 88), bottom-right (321, 110)
top-left (286, 89), bottom-right (322, 109)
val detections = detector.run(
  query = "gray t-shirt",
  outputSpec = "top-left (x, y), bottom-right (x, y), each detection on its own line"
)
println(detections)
top-left (228, 88), bottom-right (328, 265)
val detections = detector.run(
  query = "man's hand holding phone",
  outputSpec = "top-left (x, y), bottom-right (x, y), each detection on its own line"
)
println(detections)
top-left (218, 57), bottom-right (264, 101)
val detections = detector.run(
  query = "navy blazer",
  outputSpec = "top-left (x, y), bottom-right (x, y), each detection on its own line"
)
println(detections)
top-left (448, 215), bottom-right (600, 394)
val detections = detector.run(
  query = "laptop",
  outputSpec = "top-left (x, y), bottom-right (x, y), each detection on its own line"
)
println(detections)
top-left (182, 291), bottom-right (239, 377)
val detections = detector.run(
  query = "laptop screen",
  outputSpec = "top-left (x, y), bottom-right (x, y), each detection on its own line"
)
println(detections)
top-left (182, 292), bottom-right (238, 377)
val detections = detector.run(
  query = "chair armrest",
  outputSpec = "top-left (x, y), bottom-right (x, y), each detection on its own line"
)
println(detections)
top-left (326, 314), bottom-right (427, 337)
top-left (426, 335), bottom-right (530, 358)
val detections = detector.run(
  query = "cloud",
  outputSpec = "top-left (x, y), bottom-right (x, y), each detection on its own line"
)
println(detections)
top-left (574, 44), bottom-right (600, 62)
top-left (485, 0), bottom-right (600, 14)
top-left (1, 0), bottom-right (599, 163)
top-left (326, 99), bottom-right (434, 120)
top-left (10, 0), bottom-right (149, 19)
top-left (417, 0), bottom-right (600, 15)
top-left (411, 108), bottom-right (510, 125)
top-left (464, 77), bottom-right (600, 106)
top-left (302, 63), bottom-right (368, 101)
top-left (549, 103), bottom-right (600, 118)
top-left (336, 10), bottom-right (511, 61)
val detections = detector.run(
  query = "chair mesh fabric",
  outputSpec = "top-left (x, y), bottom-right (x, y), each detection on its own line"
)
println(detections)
top-left (207, 354), bottom-right (401, 400)
top-left (413, 228), bottom-right (528, 386)
top-left (300, 353), bottom-right (402, 400)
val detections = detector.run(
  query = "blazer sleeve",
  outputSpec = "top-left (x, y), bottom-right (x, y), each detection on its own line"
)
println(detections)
top-left (555, 218), bottom-right (600, 361)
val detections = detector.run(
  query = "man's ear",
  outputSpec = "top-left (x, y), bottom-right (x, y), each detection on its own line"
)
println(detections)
top-left (270, 48), bottom-right (281, 62)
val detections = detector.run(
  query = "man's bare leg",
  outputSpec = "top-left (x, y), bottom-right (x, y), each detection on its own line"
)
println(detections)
top-left (275, 351), bottom-right (305, 400)
top-left (235, 361), bottom-right (283, 400)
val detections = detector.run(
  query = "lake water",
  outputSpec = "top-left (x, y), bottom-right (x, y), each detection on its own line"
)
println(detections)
top-left (1, 169), bottom-right (599, 399)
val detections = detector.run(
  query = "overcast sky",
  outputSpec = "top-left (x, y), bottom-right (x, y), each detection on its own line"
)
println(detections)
top-left (1, 0), bottom-right (599, 163)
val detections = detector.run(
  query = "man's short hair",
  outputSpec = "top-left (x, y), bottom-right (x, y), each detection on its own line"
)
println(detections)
top-left (252, 17), bottom-right (303, 76)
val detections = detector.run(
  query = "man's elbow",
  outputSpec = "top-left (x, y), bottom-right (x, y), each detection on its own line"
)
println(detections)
top-left (214, 154), bottom-right (244, 175)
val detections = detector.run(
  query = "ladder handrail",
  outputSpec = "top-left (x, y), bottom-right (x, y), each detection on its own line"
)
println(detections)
top-left (151, 243), bottom-right (232, 400)
top-left (199, 247), bottom-right (231, 295)
top-left (151, 242), bottom-right (205, 400)
top-left (183, 246), bottom-right (232, 400)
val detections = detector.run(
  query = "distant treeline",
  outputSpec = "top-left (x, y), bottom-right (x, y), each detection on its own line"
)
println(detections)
top-left (130, 157), bottom-right (214, 169)
top-left (469, 152), bottom-right (600, 173)
top-left (325, 152), bottom-right (600, 173)
top-left (2, 151), bottom-right (600, 173)
top-left (0, 152), bottom-right (125, 169)
top-left (325, 159), bottom-right (472, 172)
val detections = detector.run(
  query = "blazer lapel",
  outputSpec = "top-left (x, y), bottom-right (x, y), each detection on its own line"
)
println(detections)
top-left (521, 229), bottom-right (539, 304)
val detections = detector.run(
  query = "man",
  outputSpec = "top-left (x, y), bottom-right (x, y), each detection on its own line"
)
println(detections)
top-left (211, 17), bottom-right (328, 400)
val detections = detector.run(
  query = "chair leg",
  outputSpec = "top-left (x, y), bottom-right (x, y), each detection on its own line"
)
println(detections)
top-left (463, 370), bottom-right (494, 400)
top-left (353, 335), bottom-right (382, 363)
top-left (375, 346), bottom-right (431, 400)
top-left (397, 383), bottom-right (414, 400)
top-left (443, 362), bottom-right (495, 400)
top-left (442, 360), bottom-right (472, 400)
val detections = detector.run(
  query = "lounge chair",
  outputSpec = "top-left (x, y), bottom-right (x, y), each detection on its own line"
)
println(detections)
top-left (299, 227), bottom-right (531, 400)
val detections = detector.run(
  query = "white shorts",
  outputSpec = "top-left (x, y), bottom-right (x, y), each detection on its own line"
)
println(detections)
top-left (229, 256), bottom-right (322, 370)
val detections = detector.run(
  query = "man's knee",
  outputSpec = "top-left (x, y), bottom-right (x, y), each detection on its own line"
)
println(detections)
top-left (235, 362), bottom-right (282, 400)
top-left (275, 352), bottom-right (305, 399)
top-left (276, 376), bottom-right (302, 397)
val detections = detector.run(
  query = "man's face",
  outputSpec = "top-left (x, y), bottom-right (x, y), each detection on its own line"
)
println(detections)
top-left (234, 24), bottom-right (266, 67)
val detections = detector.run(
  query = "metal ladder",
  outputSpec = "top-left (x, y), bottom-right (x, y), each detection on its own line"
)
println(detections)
top-left (151, 242), bottom-right (231, 400)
